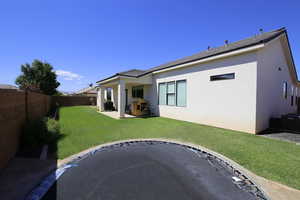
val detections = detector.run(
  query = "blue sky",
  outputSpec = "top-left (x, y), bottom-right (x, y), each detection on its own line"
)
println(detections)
top-left (1, 0), bottom-right (300, 92)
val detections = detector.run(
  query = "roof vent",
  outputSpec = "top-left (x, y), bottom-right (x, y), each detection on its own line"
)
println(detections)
top-left (224, 40), bottom-right (229, 46)
top-left (259, 28), bottom-right (264, 34)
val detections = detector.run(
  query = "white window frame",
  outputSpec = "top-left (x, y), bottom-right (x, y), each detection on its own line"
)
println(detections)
top-left (166, 81), bottom-right (176, 106)
top-left (158, 83), bottom-right (166, 105)
top-left (176, 80), bottom-right (187, 107)
top-left (158, 79), bottom-right (187, 107)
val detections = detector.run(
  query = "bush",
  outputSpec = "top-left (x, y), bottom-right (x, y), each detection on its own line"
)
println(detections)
top-left (43, 118), bottom-right (61, 144)
top-left (21, 117), bottom-right (61, 150)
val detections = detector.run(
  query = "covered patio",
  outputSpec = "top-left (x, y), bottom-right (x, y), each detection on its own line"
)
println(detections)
top-left (96, 74), bottom-right (153, 118)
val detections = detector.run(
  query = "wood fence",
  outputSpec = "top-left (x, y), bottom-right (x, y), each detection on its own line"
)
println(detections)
top-left (0, 89), bottom-right (96, 170)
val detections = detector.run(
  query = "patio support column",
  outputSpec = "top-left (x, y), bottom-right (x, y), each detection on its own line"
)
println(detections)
top-left (118, 79), bottom-right (125, 118)
top-left (97, 86), bottom-right (105, 112)
top-left (111, 87), bottom-right (114, 104)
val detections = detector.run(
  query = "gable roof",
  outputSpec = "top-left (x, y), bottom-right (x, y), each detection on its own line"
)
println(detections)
top-left (97, 28), bottom-right (290, 83)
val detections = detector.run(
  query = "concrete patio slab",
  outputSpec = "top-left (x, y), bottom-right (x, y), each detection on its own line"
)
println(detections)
top-left (99, 111), bottom-right (136, 119)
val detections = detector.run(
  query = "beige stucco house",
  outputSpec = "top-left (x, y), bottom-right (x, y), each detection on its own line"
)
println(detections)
top-left (96, 28), bottom-right (299, 134)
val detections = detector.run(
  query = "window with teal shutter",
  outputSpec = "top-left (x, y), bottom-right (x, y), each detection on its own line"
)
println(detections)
top-left (167, 82), bottom-right (176, 105)
top-left (176, 80), bottom-right (186, 107)
top-left (158, 83), bottom-right (166, 105)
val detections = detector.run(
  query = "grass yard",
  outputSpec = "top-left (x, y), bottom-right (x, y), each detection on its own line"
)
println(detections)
top-left (57, 106), bottom-right (300, 190)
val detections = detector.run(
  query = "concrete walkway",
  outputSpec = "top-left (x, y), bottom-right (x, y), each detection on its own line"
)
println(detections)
top-left (0, 157), bottom-right (57, 200)
top-left (99, 111), bottom-right (136, 119)
top-left (261, 132), bottom-right (300, 144)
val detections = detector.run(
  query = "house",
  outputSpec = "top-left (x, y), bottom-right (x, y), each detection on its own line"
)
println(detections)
top-left (0, 84), bottom-right (18, 90)
top-left (75, 86), bottom-right (98, 97)
top-left (96, 28), bottom-right (299, 134)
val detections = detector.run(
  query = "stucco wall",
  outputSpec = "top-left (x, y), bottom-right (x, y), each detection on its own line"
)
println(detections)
top-left (256, 38), bottom-right (298, 132)
top-left (149, 52), bottom-right (258, 133)
top-left (125, 84), bottom-right (152, 105)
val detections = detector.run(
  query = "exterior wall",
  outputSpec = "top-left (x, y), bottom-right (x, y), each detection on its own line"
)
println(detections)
top-left (256, 38), bottom-right (298, 132)
top-left (125, 84), bottom-right (152, 106)
top-left (149, 52), bottom-right (258, 133)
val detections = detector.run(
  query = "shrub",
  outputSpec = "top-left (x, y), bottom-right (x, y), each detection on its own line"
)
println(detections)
top-left (22, 118), bottom-right (47, 149)
top-left (21, 117), bottom-right (61, 150)
top-left (43, 118), bottom-right (61, 144)
top-left (46, 118), bottom-right (60, 135)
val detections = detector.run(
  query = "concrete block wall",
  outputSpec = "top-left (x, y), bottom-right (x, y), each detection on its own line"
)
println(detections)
top-left (0, 89), bottom-right (50, 170)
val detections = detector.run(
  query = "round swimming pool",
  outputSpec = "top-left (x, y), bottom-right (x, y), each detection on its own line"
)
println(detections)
top-left (33, 141), bottom-right (267, 200)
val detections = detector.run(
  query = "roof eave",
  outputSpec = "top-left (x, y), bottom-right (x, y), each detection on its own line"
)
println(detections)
top-left (97, 28), bottom-right (288, 82)
top-left (150, 43), bottom-right (265, 75)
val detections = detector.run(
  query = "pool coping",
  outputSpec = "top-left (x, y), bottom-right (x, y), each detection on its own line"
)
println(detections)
top-left (55, 138), bottom-right (300, 200)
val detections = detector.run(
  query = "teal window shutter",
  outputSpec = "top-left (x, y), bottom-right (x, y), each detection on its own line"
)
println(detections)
top-left (159, 83), bottom-right (166, 105)
top-left (176, 80), bottom-right (186, 107)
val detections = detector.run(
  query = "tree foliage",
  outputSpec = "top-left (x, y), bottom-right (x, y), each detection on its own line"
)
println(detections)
top-left (15, 60), bottom-right (60, 95)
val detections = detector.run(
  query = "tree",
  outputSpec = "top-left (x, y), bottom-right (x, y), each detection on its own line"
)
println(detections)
top-left (15, 60), bottom-right (60, 95)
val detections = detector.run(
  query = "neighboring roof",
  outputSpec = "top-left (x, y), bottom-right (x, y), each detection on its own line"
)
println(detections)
top-left (0, 84), bottom-right (18, 90)
top-left (76, 86), bottom-right (98, 94)
top-left (97, 28), bottom-right (288, 83)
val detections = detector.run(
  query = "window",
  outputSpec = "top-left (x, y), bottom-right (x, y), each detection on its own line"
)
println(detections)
top-left (176, 80), bottom-right (186, 107)
top-left (167, 82), bottom-right (176, 105)
top-left (296, 88), bottom-right (298, 105)
top-left (291, 86), bottom-right (294, 106)
top-left (158, 83), bottom-right (166, 105)
top-left (283, 82), bottom-right (287, 99)
top-left (158, 80), bottom-right (187, 107)
top-left (132, 86), bottom-right (143, 98)
top-left (210, 73), bottom-right (235, 81)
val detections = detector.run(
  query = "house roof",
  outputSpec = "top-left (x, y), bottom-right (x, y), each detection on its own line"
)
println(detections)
top-left (97, 28), bottom-right (290, 83)
top-left (0, 84), bottom-right (18, 90)
top-left (76, 86), bottom-right (98, 94)
top-left (117, 69), bottom-right (146, 77)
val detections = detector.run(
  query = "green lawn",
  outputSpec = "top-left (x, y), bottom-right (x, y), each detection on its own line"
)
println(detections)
top-left (57, 106), bottom-right (300, 190)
